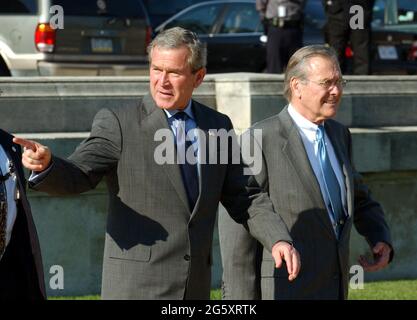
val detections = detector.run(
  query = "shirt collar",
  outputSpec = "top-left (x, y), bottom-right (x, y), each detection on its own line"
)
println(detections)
top-left (163, 100), bottom-right (194, 120)
top-left (288, 103), bottom-right (322, 142)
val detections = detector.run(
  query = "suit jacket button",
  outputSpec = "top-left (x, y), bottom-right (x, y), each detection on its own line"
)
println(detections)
top-left (184, 254), bottom-right (191, 261)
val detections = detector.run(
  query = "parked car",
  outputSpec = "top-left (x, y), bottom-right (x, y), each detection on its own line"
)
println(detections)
top-left (154, 0), bottom-right (332, 73)
top-left (0, 0), bottom-right (152, 76)
top-left (142, 0), bottom-right (210, 29)
top-left (155, 0), bottom-right (267, 73)
top-left (370, 0), bottom-right (417, 74)
top-left (155, 0), bottom-right (417, 74)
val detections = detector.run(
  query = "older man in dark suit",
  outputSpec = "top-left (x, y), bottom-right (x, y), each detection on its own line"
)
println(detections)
top-left (0, 129), bottom-right (45, 300)
top-left (219, 45), bottom-right (393, 300)
top-left (14, 27), bottom-right (300, 299)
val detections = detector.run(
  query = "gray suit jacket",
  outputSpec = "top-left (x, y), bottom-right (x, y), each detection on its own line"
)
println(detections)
top-left (219, 107), bottom-right (393, 300)
top-left (30, 94), bottom-right (292, 299)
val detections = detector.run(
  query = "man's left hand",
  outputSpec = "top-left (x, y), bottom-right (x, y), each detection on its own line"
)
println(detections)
top-left (358, 242), bottom-right (392, 272)
top-left (271, 241), bottom-right (301, 281)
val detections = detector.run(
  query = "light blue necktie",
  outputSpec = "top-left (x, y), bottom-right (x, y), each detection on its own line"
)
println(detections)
top-left (316, 125), bottom-right (344, 237)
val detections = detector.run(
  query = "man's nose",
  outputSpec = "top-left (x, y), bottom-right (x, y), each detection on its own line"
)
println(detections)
top-left (330, 82), bottom-right (342, 94)
top-left (160, 71), bottom-right (169, 85)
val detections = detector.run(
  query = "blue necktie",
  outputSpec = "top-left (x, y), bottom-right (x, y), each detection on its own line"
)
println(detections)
top-left (316, 125), bottom-right (344, 236)
top-left (173, 112), bottom-right (199, 211)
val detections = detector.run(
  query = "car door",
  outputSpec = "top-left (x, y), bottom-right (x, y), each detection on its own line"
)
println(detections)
top-left (209, 2), bottom-right (266, 73)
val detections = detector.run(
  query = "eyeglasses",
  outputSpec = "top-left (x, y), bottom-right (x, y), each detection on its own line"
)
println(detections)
top-left (305, 78), bottom-right (347, 90)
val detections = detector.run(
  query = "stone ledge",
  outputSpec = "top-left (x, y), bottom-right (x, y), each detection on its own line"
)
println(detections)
top-left (15, 127), bottom-right (417, 173)
top-left (0, 77), bottom-right (214, 97)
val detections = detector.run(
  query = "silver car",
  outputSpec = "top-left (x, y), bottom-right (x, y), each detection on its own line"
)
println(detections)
top-left (0, 0), bottom-right (152, 76)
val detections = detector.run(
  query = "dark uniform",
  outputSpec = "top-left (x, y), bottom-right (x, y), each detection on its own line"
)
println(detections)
top-left (323, 0), bottom-right (375, 75)
top-left (256, 0), bottom-right (306, 74)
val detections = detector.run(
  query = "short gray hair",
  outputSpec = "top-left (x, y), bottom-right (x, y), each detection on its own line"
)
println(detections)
top-left (147, 27), bottom-right (207, 73)
top-left (283, 45), bottom-right (341, 101)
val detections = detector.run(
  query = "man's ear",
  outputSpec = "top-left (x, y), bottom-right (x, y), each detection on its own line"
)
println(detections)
top-left (290, 77), bottom-right (302, 99)
top-left (193, 68), bottom-right (206, 88)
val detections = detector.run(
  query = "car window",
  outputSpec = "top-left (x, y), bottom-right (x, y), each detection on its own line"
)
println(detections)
top-left (304, 0), bottom-right (326, 28)
top-left (397, 0), bottom-right (417, 24)
top-left (51, 0), bottom-right (146, 18)
top-left (144, 0), bottom-right (194, 16)
top-left (373, 0), bottom-right (417, 26)
top-left (164, 4), bottom-right (222, 34)
top-left (373, 0), bottom-right (386, 26)
top-left (143, 0), bottom-right (209, 27)
top-left (0, 0), bottom-right (37, 14)
top-left (219, 3), bottom-right (260, 34)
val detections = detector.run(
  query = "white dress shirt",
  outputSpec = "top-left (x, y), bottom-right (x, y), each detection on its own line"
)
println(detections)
top-left (287, 104), bottom-right (348, 233)
top-left (0, 145), bottom-right (18, 260)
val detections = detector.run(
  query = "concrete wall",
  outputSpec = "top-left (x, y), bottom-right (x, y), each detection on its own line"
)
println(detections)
top-left (1, 74), bottom-right (416, 296)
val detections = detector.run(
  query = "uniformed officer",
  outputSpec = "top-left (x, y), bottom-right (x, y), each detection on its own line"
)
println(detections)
top-left (323, 0), bottom-right (375, 74)
top-left (256, 0), bottom-right (306, 73)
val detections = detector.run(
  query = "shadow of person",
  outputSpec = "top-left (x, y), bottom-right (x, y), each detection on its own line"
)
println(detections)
top-left (106, 197), bottom-right (169, 250)
top-left (267, 207), bottom-right (352, 300)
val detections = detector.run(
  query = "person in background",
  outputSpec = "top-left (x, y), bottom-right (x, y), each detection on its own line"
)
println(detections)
top-left (322, 0), bottom-right (376, 74)
top-left (256, 0), bottom-right (306, 73)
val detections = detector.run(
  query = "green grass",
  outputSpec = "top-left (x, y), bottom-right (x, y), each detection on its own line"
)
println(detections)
top-left (49, 279), bottom-right (417, 300)
top-left (348, 279), bottom-right (417, 300)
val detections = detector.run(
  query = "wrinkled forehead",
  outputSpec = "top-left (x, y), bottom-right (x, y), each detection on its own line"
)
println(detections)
top-left (304, 55), bottom-right (342, 79)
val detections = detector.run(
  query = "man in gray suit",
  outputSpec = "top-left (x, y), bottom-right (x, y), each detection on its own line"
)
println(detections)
top-left (13, 27), bottom-right (300, 299)
top-left (219, 45), bottom-right (393, 300)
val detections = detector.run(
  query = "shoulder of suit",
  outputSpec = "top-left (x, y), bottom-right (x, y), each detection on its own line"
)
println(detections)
top-left (251, 112), bottom-right (282, 131)
top-left (193, 100), bottom-right (231, 122)
top-left (326, 118), bottom-right (349, 134)
top-left (94, 102), bottom-right (141, 122)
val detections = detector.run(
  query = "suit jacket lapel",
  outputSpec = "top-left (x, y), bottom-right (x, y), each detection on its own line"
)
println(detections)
top-left (139, 94), bottom-right (190, 213)
top-left (279, 109), bottom-right (336, 238)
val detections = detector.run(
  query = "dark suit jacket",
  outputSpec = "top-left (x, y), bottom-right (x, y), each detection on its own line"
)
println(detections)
top-left (0, 129), bottom-right (46, 300)
top-left (219, 107), bottom-right (393, 300)
top-left (31, 94), bottom-right (292, 299)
